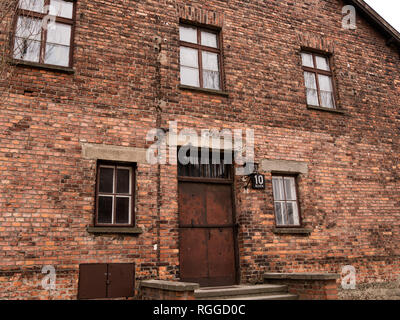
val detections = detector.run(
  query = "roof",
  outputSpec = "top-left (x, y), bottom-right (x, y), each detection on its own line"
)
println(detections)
top-left (348, 0), bottom-right (400, 49)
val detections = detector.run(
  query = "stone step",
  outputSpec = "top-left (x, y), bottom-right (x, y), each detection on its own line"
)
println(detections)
top-left (195, 284), bottom-right (290, 299)
top-left (227, 293), bottom-right (299, 300)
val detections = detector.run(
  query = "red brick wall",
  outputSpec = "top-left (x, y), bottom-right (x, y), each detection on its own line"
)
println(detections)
top-left (139, 287), bottom-right (196, 300)
top-left (266, 278), bottom-right (339, 300)
top-left (0, 0), bottom-right (399, 299)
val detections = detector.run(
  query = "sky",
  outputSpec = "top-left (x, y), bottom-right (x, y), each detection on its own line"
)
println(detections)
top-left (364, 0), bottom-right (400, 32)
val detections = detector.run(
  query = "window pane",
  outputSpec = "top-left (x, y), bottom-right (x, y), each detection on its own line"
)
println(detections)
top-left (203, 70), bottom-right (220, 90)
top-left (13, 38), bottom-right (40, 62)
top-left (15, 16), bottom-right (42, 40)
top-left (46, 23), bottom-right (71, 46)
top-left (202, 51), bottom-right (219, 71)
top-left (315, 56), bottom-right (330, 71)
top-left (306, 89), bottom-right (319, 106)
top-left (180, 66), bottom-right (199, 87)
top-left (318, 74), bottom-right (333, 92)
top-left (179, 25), bottom-right (197, 44)
top-left (117, 169), bottom-right (130, 194)
top-left (116, 197), bottom-right (130, 224)
top-left (304, 71), bottom-right (317, 89)
top-left (272, 177), bottom-right (284, 201)
top-left (304, 72), bottom-right (319, 106)
top-left (201, 31), bottom-right (218, 48)
top-left (320, 91), bottom-right (335, 108)
top-left (19, 0), bottom-right (45, 13)
top-left (50, 0), bottom-right (74, 19)
top-left (301, 52), bottom-right (314, 68)
top-left (286, 202), bottom-right (299, 226)
top-left (180, 47), bottom-right (198, 68)
top-left (318, 75), bottom-right (335, 108)
top-left (98, 196), bottom-right (113, 224)
top-left (99, 167), bottom-right (114, 193)
top-left (274, 202), bottom-right (286, 226)
top-left (284, 177), bottom-right (297, 201)
top-left (44, 44), bottom-right (70, 66)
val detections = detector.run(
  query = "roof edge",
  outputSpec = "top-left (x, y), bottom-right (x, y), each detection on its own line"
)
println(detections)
top-left (348, 0), bottom-right (400, 48)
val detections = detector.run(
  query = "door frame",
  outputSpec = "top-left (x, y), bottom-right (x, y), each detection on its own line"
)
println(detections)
top-left (177, 164), bottom-right (240, 286)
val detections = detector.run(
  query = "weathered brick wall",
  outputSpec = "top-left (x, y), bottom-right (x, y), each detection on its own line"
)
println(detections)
top-left (0, 0), bottom-right (399, 299)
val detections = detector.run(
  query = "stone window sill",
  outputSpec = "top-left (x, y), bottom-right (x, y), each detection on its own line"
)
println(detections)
top-left (87, 226), bottom-right (143, 235)
top-left (12, 59), bottom-right (75, 74)
top-left (272, 227), bottom-right (312, 235)
top-left (307, 105), bottom-right (346, 114)
top-left (178, 84), bottom-right (229, 97)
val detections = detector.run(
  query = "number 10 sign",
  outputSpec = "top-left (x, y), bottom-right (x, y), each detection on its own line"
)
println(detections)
top-left (250, 174), bottom-right (265, 190)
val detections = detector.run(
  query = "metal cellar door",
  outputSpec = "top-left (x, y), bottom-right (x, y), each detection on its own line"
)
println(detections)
top-left (178, 150), bottom-right (237, 287)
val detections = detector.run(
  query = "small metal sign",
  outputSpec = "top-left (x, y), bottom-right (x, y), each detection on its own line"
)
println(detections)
top-left (250, 173), bottom-right (265, 190)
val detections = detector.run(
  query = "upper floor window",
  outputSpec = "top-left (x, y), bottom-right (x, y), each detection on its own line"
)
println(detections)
top-left (301, 52), bottom-right (336, 109)
top-left (13, 0), bottom-right (75, 68)
top-left (179, 24), bottom-right (222, 91)
top-left (272, 175), bottom-right (301, 227)
top-left (96, 162), bottom-right (136, 227)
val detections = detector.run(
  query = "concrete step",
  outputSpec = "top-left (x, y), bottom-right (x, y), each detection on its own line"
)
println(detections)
top-left (228, 293), bottom-right (299, 300)
top-left (195, 284), bottom-right (295, 300)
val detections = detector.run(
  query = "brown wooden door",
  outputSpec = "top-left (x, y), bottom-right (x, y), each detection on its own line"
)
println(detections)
top-left (179, 182), bottom-right (237, 287)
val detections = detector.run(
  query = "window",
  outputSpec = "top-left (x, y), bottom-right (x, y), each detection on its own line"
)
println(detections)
top-left (301, 51), bottom-right (336, 109)
top-left (96, 162), bottom-right (135, 226)
top-left (272, 175), bottom-right (300, 227)
top-left (179, 24), bottom-right (222, 90)
top-left (13, 0), bottom-right (75, 67)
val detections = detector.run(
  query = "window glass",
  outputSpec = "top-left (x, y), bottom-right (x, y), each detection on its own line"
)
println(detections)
top-left (179, 25), bottom-right (197, 43)
top-left (180, 46), bottom-right (199, 86)
top-left (14, 38), bottom-right (41, 62)
top-left (315, 56), bottom-right (330, 71)
top-left (318, 75), bottom-right (335, 108)
top-left (304, 72), bottom-right (319, 106)
top-left (116, 197), bottom-right (130, 224)
top-left (117, 168), bottom-right (130, 194)
top-left (15, 16), bottom-right (42, 40)
top-left (272, 177), bottom-right (284, 201)
top-left (44, 23), bottom-right (71, 66)
top-left (98, 196), bottom-right (113, 224)
top-left (203, 71), bottom-right (220, 90)
top-left (284, 177), bottom-right (296, 201)
top-left (46, 23), bottom-right (71, 45)
top-left (201, 31), bottom-right (218, 48)
top-left (99, 167), bottom-right (114, 193)
top-left (273, 176), bottom-right (300, 227)
top-left (44, 44), bottom-right (69, 66)
top-left (50, 0), bottom-right (74, 19)
top-left (181, 66), bottom-right (200, 87)
top-left (301, 52), bottom-right (314, 68)
top-left (180, 47), bottom-right (198, 68)
top-left (202, 51), bottom-right (220, 90)
top-left (274, 202), bottom-right (285, 226)
top-left (19, 0), bottom-right (45, 13)
top-left (202, 51), bottom-right (219, 71)
top-left (286, 202), bottom-right (299, 225)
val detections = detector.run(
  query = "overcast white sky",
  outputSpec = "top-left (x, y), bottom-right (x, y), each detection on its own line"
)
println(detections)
top-left (364, 0), bottom-right (400, 32)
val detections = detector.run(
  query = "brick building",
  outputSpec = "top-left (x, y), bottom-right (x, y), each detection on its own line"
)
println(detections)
top-left (0, 0), bottom-right (399, 299)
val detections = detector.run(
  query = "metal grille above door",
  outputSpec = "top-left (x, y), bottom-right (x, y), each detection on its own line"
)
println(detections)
top-left (178, 148), bottom-right (233, 180)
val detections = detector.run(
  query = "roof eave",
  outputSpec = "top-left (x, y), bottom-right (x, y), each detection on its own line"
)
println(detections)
top-left (348, 0), bottom-right (400, 49)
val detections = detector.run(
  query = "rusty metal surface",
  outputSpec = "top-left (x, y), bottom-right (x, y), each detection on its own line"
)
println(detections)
top-left (107, 263), bottom-right (135, 298)
top-left (78, 264), bottom-right (107, 299)
top-left (179, 181), bottom-right (236, 287)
